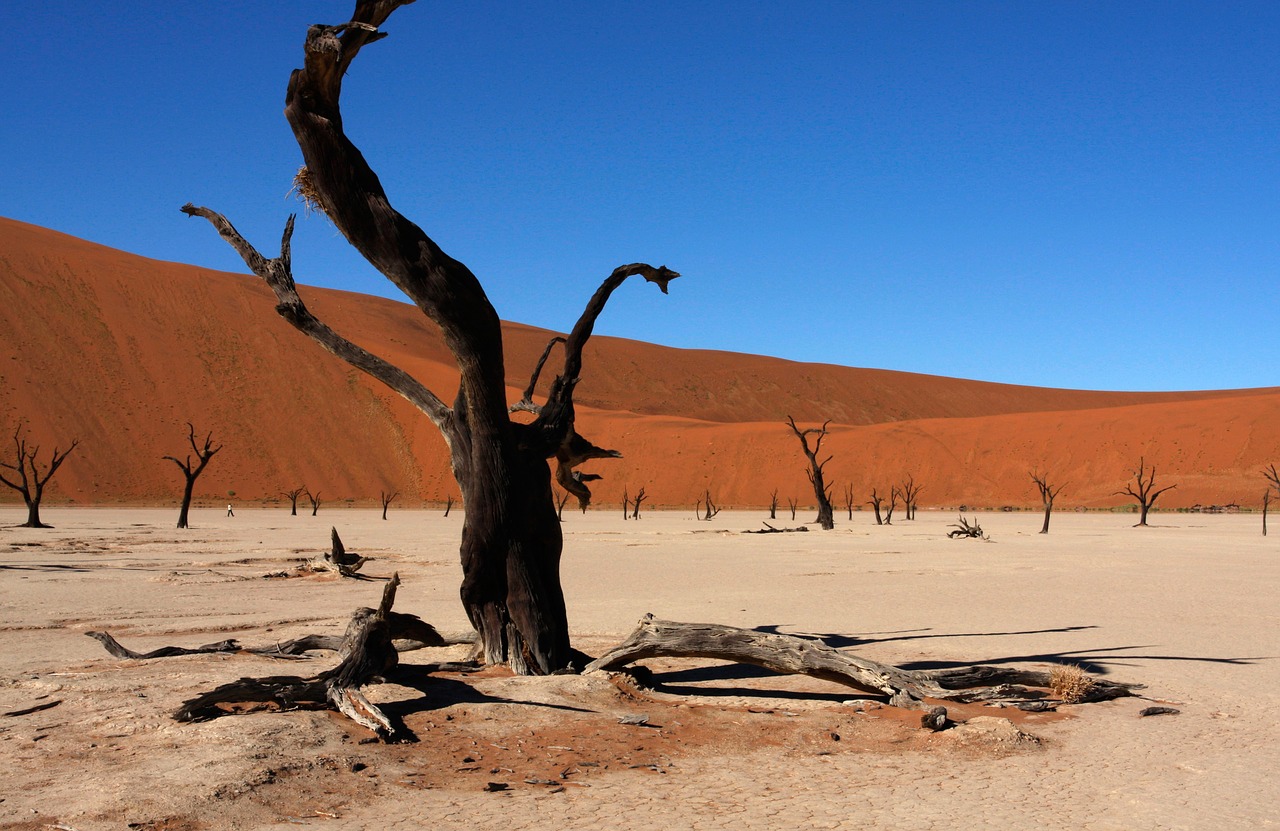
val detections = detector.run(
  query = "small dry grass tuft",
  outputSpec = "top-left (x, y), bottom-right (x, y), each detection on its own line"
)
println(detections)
top-left (1049, 663), bottom-right (1096, 703)
top-left (290, 166), bottom-right (327, 216)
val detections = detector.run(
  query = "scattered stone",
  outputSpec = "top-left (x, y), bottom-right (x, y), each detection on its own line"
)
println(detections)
top-left (921, 706), bottom-right (949, 731)
top-left (484, 782), bottom-right (509, 792)
top-left (949, 716), bottom-right (1042, 746)
top-left (618, 714), bottom-right (650, 726)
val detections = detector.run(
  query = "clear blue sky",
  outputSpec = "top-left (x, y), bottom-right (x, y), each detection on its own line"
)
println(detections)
top-left (4, 2), bottom-right (1277, 392)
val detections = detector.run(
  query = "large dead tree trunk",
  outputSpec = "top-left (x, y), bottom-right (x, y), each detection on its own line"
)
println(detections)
top-left (182, 2), bottom-right (676, 674)
top-left (1030, 470), bottom-right (1066, 534)
top-left (1115, 456), bottom-right (1176, 527)
top-left (786, 417), bottom-right (834, 530)
top-left (866, 489), bottom-right (884, 525)
top-left (164, 423), bottom-right (220, 530)
top-left (0, 427), bottom-right (79, 528)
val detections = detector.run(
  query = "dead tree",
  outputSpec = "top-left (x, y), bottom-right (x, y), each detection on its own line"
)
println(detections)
top-left (885, 486), bottom-right (900, 525)
top-left (164, 423), bottom-right (220, 530)
top-left (786, 417), bottom-right (834, 530)
top-left (305, 488), bottom-right (322, 517)
top-left (787, 497), bottom-right (798, 521)
top-left (443, 495), bottom-right (454, 517)
top-left (866, 488), bottom-right (884, 525)
top-left (0, 427), bottom-right (79, 528)
top-left (182, 3), bottom-right (676, 673)
top-left (843, 484), bottom-right (855, 520)
top-left (555, 491), bottom-right (569, 522)
top-left (948, 515), bottom-right (986, 539)
top-left (284, 487), bottom-right (305, 516)
top-left (1263, 465), bottom-right (1280, 537)
top-left (631, 487), bottom-right (647, 520)
top-left (1030, 470), bottom-right (1066, 534)
top-left (622, 487), bottom-right (630, 521)
top-left (380, 490), bottom-right (397, 520)
top-left (900, 475), bottom-right (922, 521)
top-left (1115, 457), bottom-right (1177, 527)
top-left (768, 489), bottom-right (778, 520)
top-left (698, 489), bottom-right (720, 521)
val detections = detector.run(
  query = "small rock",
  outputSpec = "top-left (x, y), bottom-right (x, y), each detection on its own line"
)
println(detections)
top-left (921, 706), bottom-right (949, 731)
top-left (484, 782), bottom-right (509, 792)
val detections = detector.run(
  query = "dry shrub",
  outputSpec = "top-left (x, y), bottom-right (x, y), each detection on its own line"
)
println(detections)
top-left (290, 166), bottom-right (327, 216)
top-left (1049, 663), bottom-right (1096, 703)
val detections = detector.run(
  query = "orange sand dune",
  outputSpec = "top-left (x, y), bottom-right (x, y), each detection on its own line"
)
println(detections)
top-left (2, 216), bottom-right (1277, 511)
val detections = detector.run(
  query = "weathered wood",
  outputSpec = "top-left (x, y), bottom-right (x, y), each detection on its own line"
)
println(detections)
top-left (948, 514), bottom-right (986, 539)
top-left (585, 616), bottom-right (1140, 709)
top-left (745, 523), bottom-right (809, 534)
top-left (322, 526), bottom-right (368, 576)
top-left (163, 423), bottom-right (220, 530)
top-left (1115, 456), bottom-right (1176, 527)
top-left (175, 575), bottom-right (405, 739)
top-left (1030, 470), bottom-right (1066, 534)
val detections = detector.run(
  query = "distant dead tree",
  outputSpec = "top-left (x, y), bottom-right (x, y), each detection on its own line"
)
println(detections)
top-left (899, 475), bottom-right (923, 521)
top-left (164, 424), bottom-right (220, 530)
top-left (843, 484), bottom-right (855, 521)
top-left (1030, 470), bottom-right (1066, 534)
top-left (1263, 465), bottom-right (1280, 537)
top-left (0, 427), bottom-right (79, 528)
top-left (697, 489), bottom-right (720, 521)
top-left (443, 495), bottom-right (454, 517)
top-left (283, 487), bottom-right (305, 516)
top-left (768, 489), bottom-right (779, 520)
top-left (1115, 457), bottom-right (1176, 527)
top-left (787, 497), bottom-right (798, 521)
top-left (867, 488), bottom-right (885, 526)
top-left (631, 487), bottom-right (647, 520)
top-left (786, 416), bottom-right (834, 530)
top-left (380, 490), bottom-right (397, 520)
top-left (622, 487), bottom-right (630, 521)
top-left (305, 488), bottom-right (322, 517)
top-left (555, 491), bottom-right (569, 522)
top-left (884, 486), bottom-right (900, 525)
top-left (948, 514), bottom-right (987, 539)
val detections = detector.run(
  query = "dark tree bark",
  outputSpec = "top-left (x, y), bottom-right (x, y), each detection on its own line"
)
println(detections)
top-left (787, 497), bottom-right (797, 521)
top-left (699, 489), bottom-right (719, 521)
top-left (380, 490), bottom-right (397, 520)
top-left (866, 488), bottom-right (884, 526)
top-left (284, 487), bottom-right (305, 516)
top-left (555, 491), bottom-right (569, 522)
top-left (305, 488), bottom-right (322, 517)
top-left (768, 489), bottom-right (778, 520)
top-left (786, 417), bottom-right (834, 530)
top-left (843, 484), bottom-right (854, 520)
top-left (0, 427), bottom-right (79, 528)
top-left (885, 486), bottom-right (899, 525)
top-left (899, 475), bottom-right (922, 521)
top-left (1030, 470), bottom-right (1066, 534)
top-left (1115, 456), bottom-right (1176, 527)
top-left (443, 495), bottom-right (454, 517)
top-left (1263, 490), bottom-right (1271, 537)
top-left (164, 423), bottom-right (220, 530)
top-left (631, 487), bottom-right (647, 520)
top-left (182, 2), bottom-right (676, 674)
top-left (622, 487), bottom-right (630, 521)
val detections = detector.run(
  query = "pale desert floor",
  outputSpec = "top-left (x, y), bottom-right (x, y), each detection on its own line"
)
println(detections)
top-left (1, 507), bottom-right (1276, 831)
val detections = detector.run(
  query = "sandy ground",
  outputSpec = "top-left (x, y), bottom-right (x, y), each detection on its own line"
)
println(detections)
top-left (1, 506), bottom-right (1276, 830)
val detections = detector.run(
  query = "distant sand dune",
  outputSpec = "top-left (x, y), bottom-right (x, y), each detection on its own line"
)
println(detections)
top-left (2, 215), bottom-right (1277, 509)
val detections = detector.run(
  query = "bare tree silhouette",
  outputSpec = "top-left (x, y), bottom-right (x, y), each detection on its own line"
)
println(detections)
top-left (164, 424), bottom-right (220, 530)
top-left (1030, 470), bottom-right (1067, 534)
top-left (1115, 457), bottom-right (1176, 527)
top-left (786, 417), bottom-right (834, 530)
top-left (0, 427), bottom-right (78, 528)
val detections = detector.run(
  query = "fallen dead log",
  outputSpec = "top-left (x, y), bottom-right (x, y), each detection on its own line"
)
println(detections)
top-left (744, 523), bottom-right (810, 534)
top-left (584, 615), bottom-right (1139, 709)
top-left (87, 612), bottom-right (469, 660)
